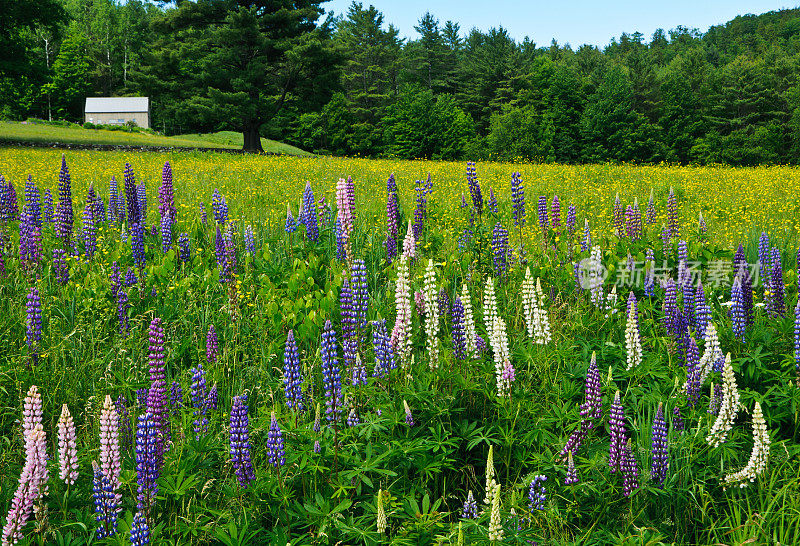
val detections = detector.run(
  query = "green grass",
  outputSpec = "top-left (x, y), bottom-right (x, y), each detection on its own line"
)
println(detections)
top-left (0, 121), bottom-right (312, 156)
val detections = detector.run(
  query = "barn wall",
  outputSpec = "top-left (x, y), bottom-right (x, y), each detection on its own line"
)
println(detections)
top-left (84, 112), bottom-right (150, 129)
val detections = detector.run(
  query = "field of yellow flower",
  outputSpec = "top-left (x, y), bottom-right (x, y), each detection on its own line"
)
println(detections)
top-left (1, 148), bottom-right (799, 249)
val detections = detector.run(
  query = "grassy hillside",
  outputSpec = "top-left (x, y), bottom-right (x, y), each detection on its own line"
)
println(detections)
top-left (0, 121), bottom-right (312, 156)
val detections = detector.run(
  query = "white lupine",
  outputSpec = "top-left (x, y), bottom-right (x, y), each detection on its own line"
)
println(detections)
top-left (487, 483), bottom-right (503, 542)
top-left (522, 268), bottom-right (536, 339)
top-left (491, 316), bottom-right (512, 397)
top-left (483, 276), bottom-right (498, 335)
top-left (707, 353), bottom-right (741, 447)
top-left (724, 401), bottom-right (770, 488)
top-left (402, 219), bottom-right (415, 260)
top-left (588, 245), bottom-right (605, 307)
top-left (461, 284), bottom-right (478, 358)
top-left (625, 293), bottom-right (642, 370)
top-left (391, 255), bottom-right (413, 375)
top-left (376, 489), bottom-right (387, 533)
top-left (484, 445), bottom-right (496, 505)
top-left (698, 323), bottom-right (723, 386)
top-left (423, 259), bottom-right (439, 369)
top-left (533, 278), bottom-right (551, 345)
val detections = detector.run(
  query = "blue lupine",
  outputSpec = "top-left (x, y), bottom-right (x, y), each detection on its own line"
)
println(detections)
top-left (190, 363), bottom-right (209, 439)
top-left (26, 286), bottom-right (42, 366)
top-left (694, 280), bottom-right (710, 339)
top-left (137, 181), bottom-right (147, 227)
top-left (212, 189), bottom-right (227, 226)
top-left (283, 330), bottom-right (304, 410)
top-left (335, 213), bottom-right (345, 261)
top-left (733, 244), bottom-right (754, 326)
top-left (538, 195), bottom-right (549, 232)
top-left (123, 163), bottom-right (141, 227)
top-left (651, 403), bottom-right (668, 488)
top-left (372, 319), bottom-right (396, 378)
top-left (214, 226), bottom-right (224, 269)
top-left (451, 297), bottom-right (466, 361)
top-left (158, 161), bottom-right (177, 224)
top-left (351, 259), bottom-right (369, 331)
top-left (487, 187), bottom-right (498, 216)
top-left (267, 412), bottom-right (286, 469)
top-left (55, 155), bottom-right (74, 246)
top-left (491, 221), bottom-right (510, 278)
top-left (125, 268), bottom-right (138, 287)
top-left (413, 176), bottom-right (430, 238)
top-left (230, 394), bottom-right (255, 487)
top-left (135, 412), bottom-right (159, 513)
top-left (130, 511), bottom-right (150, 546)
top-left (93, 462), bottom-right (118, 538)
top-left (794, 299), bottom-right (800, 375)
top-left (510, 172), bottom-right (525, 228)
top-left (466, 161), bottom-right (483, 215)
top-left (644, 249), bottom-right (655, 297)
top-left (566, 204), bottom-right (576, 236)
top-left (758, 232), bottom-right (770, 288)
top-left (461, 491), bottom-right (478, 519)
top-left (340, 277), bottom-right (357, 368)
top-left (581, 220), bottom-right (591, 252)
top-left (83, 186), bottom-right (97, 260)
top-left (552, 195), bottom-right (561, 231)
top-left (178, 233), bottom-right (190, 263)
top-left (385, 174), bottom-right (400, 263)
top-left (244, 225), bottom-right (255, 257)
top-left (528, 475), bottom-right (547, 512)
top-left (207, 383), bottom-right (218, 411)
top-left (19, 206), bottom-right (42, 271)
top-left (320, 320), bottom-right (343, 421)
top-left (160, 214), bottom-right (172, 253)
top-left (731, 276), bottom-right (746, 341)
top-left (667, 187), bottom-right (679, 238)
top-left (131, 222), bottom-right (145, 270)
top-left (24, 175), bottom-right (41, 228)
top-left (43, 188), bottom-right (54, 224)
top-left (117, 288), bottom-right (130, 336)
top-left (285, 204), bottom-right (297, 233)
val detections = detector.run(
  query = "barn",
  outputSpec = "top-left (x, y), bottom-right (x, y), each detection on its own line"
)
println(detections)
top-left (84, 97), bottom-right (150, 129)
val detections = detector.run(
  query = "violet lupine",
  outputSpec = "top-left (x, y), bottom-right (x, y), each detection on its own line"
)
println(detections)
top-left (283, 330), bottom-right (304, 411)
top-left (643, 249), bottom-right (655, 297)
top-left (92, 461), bottom-right (118, 539)
top-left (413, 176), bottom-right (429, 237)
top-left (451, 297), bottom-right (467, 361)
top-left (627, 199), bottom-right (642, 240)
top-left (206, 325), bottom-right (218, 364)
top-left (42, 189), bottom-right (54, 224)
top-left (19, 207), bottom-right (42, 272)
top-left (130, 511), bottom-right (150, 546)
top-left (559, 353), bottom-right (601, 460)
top-left (528, 475), bottom-right (547, 512)
top-left (199, 202), bottom-right (207, 225)
top-left (491, 222), bottom-right (510, 279)
top-left (131, 221), bottom-right (145, 270)
top-left (758, 232), bottom-right (770, 289)
top-left (24, 176), bottom-right (41, 228)
top-left (123, 163), bottom-right (141, 227)
top-left (0, 175), bottom-right (9, 222)
top-left (371, 319), bottom-right (396, 378)
top-left (487, 188), bottom-right (498, 215)
top-left (82, 186), bottom-right (97, 259)
top-left (566, 204), bottom-right (576, 237)
top-left (673, 406), bottom-right (685, 432)
top-left (267, 412), bottom-right (286, 469)
top-left (190, 364), bottom-right (208, 439)
top-left (212, 189), bottom-right (227, 226)
top-left (57, 404), bottom-right (78, 485)
top-left (321, 320), bottom-right (343, 421)
top-left (694, 280), bottom-right (710, 339)
top-left (230, 394), bottom-right (255, 487)
top-left (351, 259), bottom-right (369, 332)
top-left (146, 318), bottom-right (167, 467)
top-left (769, 247), bottom-right (785, 317)
top-left (564, 451), bottom-right (578, 485)
top-left (301, 182), bottom-right (319, 242)
top-left (510, 172), bottom-right (525, 228)
top-left (733, 244), bottom-right (754, 326)
top-left (685, 337), bottom-right (702, 406)
top-left (160, 213), bottom-right (172, 253)
top-left (403, 399), bottom-right (414, 426)
top-left (243, 225), bottom-right (255, 258)
top-left (608, 391), bottom-right (628, 472)
top-left (612, 193), bottom-right (624, 236)
top-left (437, 287), bottom-right (450, 322)
top-left (537, 195), bottom-right (549, 233)
top-left (2, 424), bottom-right (48, 546)
top-left (662, 279), bottom-right (679, 335)
top-left (135, 411), bottom-right (159, 514)
top-left (124, 268), bottom-right (138, 287)
top-left (340, 277), bottom-right (358, 369)
top-left (581, 219), bottom-right (591, 252)
top-left (621, 439), bottom-right (640, 496)
top-left (99, 395), bottom-right (121, 502)
top-left (55, 155), bottom-right (74, 247)
top-left (667, 186), bottom-right (679, 238)
top-left (551, 195), bottom-right (561, 231)
top-left (207, 384), bottom-right (218, 411)
top-left (461, 490), bottom-right (478, 519)
top-left (465, 161), bottom-right (483, 216)
top-left (158, 161), bottom-right (176, 225)
top-left (222, 226), bottom-right (236, 281)
top-left (731, 276), bottom-right (747, 342)
top-left (708, 383), bottom-right (723, 415)
top-left (178, 233), bottom-right (190, 263)
top-left (385, 174), bottom-right (400, 263)
top-left (414, 290), bottom-right (425, 315)
top-left (651, 402), bottom-right (668, 488)
top-left (25, 287), bottom-right (41, 366)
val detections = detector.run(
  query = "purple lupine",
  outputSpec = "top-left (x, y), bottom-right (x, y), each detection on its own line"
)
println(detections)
top-left (212, 189), bottom-right (227, 226)
top-left (413, 176), bottom-right (430, 238)
top-left (334, 213), bottom-right (345, 261)
top-left (135, 411), bottom-right (159, 514)
top-left (55, 155), bottom-right (74, 247)
top-left (117, 289), bottom-right (130, 336)
top-left (566, 204), bottom-right (576, 237)
top-left (608, 392), bottom-right (628, 472)
top-left (207, 384), bottom-right (218, 411)
top-left (146, 318), bottom-right (167, 468)
top-left (371, 319), bottom-right (396, 378)
top-left (758, 232), bottom-right (770, 290)
top-left (199, 202), bottom-right (207, 225)
top-left (626, 202), bottom-right (642, 241)
top-left (451, 297), bottom-right (467, 361)
top-left (321, 320), bottom-right (343, 421)
top-left (403, 400), bottom-right (414, 426)
top-left (694, 280), bottom-right (710, 338)
top-left (206, 325), bottom-right (218, 364)
top-left (124, 268), bottom-right (138, 287)
top-left (222, 226), bottom-right (236, 282)
top-left (491, 222), bottom-right (510, 278)
top-left (386, 175), bottom-right (400, 263)
top-left (686, 337), bottom-right (701, 407)
top-left (612, 194), bottom-right (624, 236)
top-left (580, 356), bottom-right (602, 420)
top-left (770, 247), bottom-right (785, 317)
top-left (643, 249), bottom-right (655, 297)
top-left (731, 276), bottom-right (746, 341)
top-left (6, 179), bottom-right (19, 220)
top-left (414, 290), bottom-right (426, 316)
top-left (26, 286), bottom-right (42, 366)
top-left (509, 172), bottom-right (525, 228)
top-left (93, 191), bottom-right (106, 224)
top-left (267, 412), bottom-right (286, 469)
top-left (123, 163), bottom-right (141, 227)
top-left (646, 192), bottom-right (656, 225)
top-left (130, 511), bottom-right (150, 546)
top-left (347, 408), bottom-right (360, 427)
top-left (283, 330), bottom-right (304, 410)
top-left (0, 175), bottom-right (9, 222)
top-left (92, 462), bottom-right (118, 539)
top-left (466, 161), bottom-right (483, 216)
top-left (487, 188), bottom-right (498, 215)
top-left (24, 176), bottom-right (41, 228)
top-left (43, 188), bottom-right (54, 224)
top-left (159, 161), bottom-right (177, 225)
top-left (82, 186), bottom-right (97, 260)
top-left (537, 195), bottom-right (549, 233)
top-left (340, 277), bottom-right (357, 369)
top-left (733, 244), bottom-right (754, 326)
top-left (230, 394), bottom-right (255, 487)
top-left (551, 195), bottom-right (561, 231)
top-left (351, 259), bottom-right (369, 332)
top-left (131, 221), bottom-right (145, 270)
top-left (437, 288), bottom-right (450, 321)
top-left (461, 490), bottom-right (478, 519)
top-left (137, 181), bottom-right (147, 228)
top-left (651, 403), bottom-right (668, 488)
top-left (621, 440), bottom-right (640, 497)
top-left (19, 207), bottom-right (42, 272)
top-left (214, 226), bottom-right (224, 270)
top-left (672, 406), bottom-right (684, 432)
top-left (564, 451), bottom-right (578, 485)
top-left (667, 187), bottom-right (679, 238)
top-left (160, 213), bottom-right (172, 253)
top-left (528, 475), bottom-right (547, 512)
top-left (189, 364), bottom-right (208, 439)
top-left (178, 233), bottom-right (190, 263)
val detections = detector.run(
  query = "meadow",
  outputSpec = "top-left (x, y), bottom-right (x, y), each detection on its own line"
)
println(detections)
top-left (0, 147), bottom-right (799, 545)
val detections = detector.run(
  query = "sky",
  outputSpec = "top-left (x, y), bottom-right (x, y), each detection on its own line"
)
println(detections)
top-left (321, 0), bottom-right (796, 48)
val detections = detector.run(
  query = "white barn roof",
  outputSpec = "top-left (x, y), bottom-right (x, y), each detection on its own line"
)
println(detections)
top-left (85, 97), bottom-right (149, 113)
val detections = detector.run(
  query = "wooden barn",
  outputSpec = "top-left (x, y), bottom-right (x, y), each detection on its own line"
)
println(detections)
top-left (84, 97), bottom-right (150, 129)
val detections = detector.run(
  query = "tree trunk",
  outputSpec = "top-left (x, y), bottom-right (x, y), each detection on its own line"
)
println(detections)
top-left (242, 123), bottom-right (264, 153)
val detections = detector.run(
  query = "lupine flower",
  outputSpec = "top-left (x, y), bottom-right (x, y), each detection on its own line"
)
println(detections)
top-left (130, 511), bottom-right (150, 546)
top-left (483, 277), bottom-right (498, 336)
top-left (564, 451), bottom-right (578, 485)
top-left (641, 249), bottom-right (655, 296)
top-left (19, 207), bottom-right (43, 272)
top-left (629, 199), bottom-right (642, 240)
top-left (116, 287), bottom-right (130, 337)
top-left (402, 219), bottom-right (416, 260)
top-left (672, 406), bottom-right (685, 432)
top-left (621, 439), bottom-right (640, 496)
top-left (534, 278), bottom-right (551, 344)
top-left (230, 394), bottom-right (255, 487)
top-left (221, 225), bottom-right (236, 282)
top-left (491, 221), bottom-right (510, 278)
top-left (347, 407), bottom-right (360, 427)
top-left (731, 276), bottom-right (746, 341)
top-left (461, 490), bottom-right (478, 518)
top-left (146, 318), bottom-right (167, 466)
top-left (207, 384), bottom-right (218, 411)
top-left (651, 402), bottom-right (668, 487)
top-left (385, 175), bottom-right (400, 263)
top-left (81, 186), bottom-right (98, 259)
top-left (22, 385), bottom-right (42, 437)
top-left (267, 412), bottom-right (286, 469)
top-left (769, 247), bottom-right (785, 317)
top-left (2, 423), bottom-right (48, 546)
top-left (212, 189), bottom-right (227, 226)
top-left (528, 475), bottom-right (547, 512)
top-left (537, 195), bottom-right (549, 233)
top-left (403, 400), bottom-right (414, 426)
top-left (206, 325), bottom-right (218, 365)
top-left (137, 181), bottom-right (147, 227)
top-left (413, 176), bottom-right (431, 237)
top-left (685, 337), bottom-right (702, 406)
top-left (423, 259), bottom-right (440, 368)
top-left (625, 292), bottom-right (642, 370)
top-left (124, 268), bottom-right (138, 287)
top-left (551, 195), bottom-right (561, 231)
top-left (25, 287), bottom-right (41, 366)
top-left (341, 278), bottom-right (357, 368)
top-left (667, 187), bottom-right (679, 237)
top-left (335, 177), bottom-right (354, 258)
top-left (92, 461), bottom-right (118, 539)
top-left (285, 204), bottom-right (297, 233)
top-left (158, 161), bottom-right (176, 225)
top-left (99, 395), bottom-right (121, 499)
top-left (484, 445), bottom-right (497, 505)
top-left (581, 219), bottom-right (591, 252)
top-left (24, 176), bottom-right (41, 228)
top-left (113, 396), bottom-right (132, 449)
top-left (377, 489), bottom-right (387, 533)
top-left (612, 193), bottom-right (624, 236)
top-left (391, 255), bottom-right (412, 370)
top-left (794, 299), bottom-right (800, 376)
top-left (371, 319), bottom-right (396, 378)
top-left (491, 316), bottom-right (514, 398)
top-left (522, 270), bottom-right (538, 339)
top-left (465, 161), bottom-right (483, 215)
top-left (190, 364), bottom-right (208, 439)
top-left (707, 353), bottom-right (741, 447)
top-left (334, 213), bottom-right (345, 261)
top-left (321, 320), bottom-right (343, 421)
top-left (566, 204), bottom-right (576, 236)
top-left (123, 163), bottom-right (141, 227)
top-left (283, 330), bottom-right (304, 410)
top-left (487, 187), bottom-right (498, 215)
top-left (662, 279), bottom-right (678, 335)
top-left (733, 245), bottom-right (754, 326)
top-left (694, 280), bottom-right (710, 338)
top-left (724, 401), bottom-right (770, 488)
top-left (178, 233), bottom-right (191, 263)
top-left (487, 483), bottom-right (503, 542)
top-left (414, 290), bottom-right (425, 315)
top-left (55, 155), bottom-right (74, 247)
top-left (643, 190), bottom-right (654, 225)
top-left (608, 391), bottom-right (628, 472)
top-left (135, 412), bottom-right (159, 513)
top-left (451, 296), bottom-right (467, 361)
top-left (160, 214), bottom-right (172, 253)
top-left (243, 225), bottom-right (255, 258)
top-left (57, 404), bottom-right (78, 485)
top-left (130, 221), bottom-right (145, 270)
top-left (43, 188), bottom-right (54, 224)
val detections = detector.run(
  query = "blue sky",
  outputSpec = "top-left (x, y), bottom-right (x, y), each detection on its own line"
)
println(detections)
top-left (322, 0), bottom-right (796, 47)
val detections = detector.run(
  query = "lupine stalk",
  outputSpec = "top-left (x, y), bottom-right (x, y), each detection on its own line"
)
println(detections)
top-left (190, 363), bottom-right (208, 439)
top-left (267, 412), bottom-right (286, 469)
top-left (57, 404), bottom-right (78, 485)
top-left (42, 188), bottom-right (54, 224)
top-left (283, 330), bottom-right (304, 410)
top-left (146, 318), bottom-right (167, 467)
top-left (466, 161), bottom-right (483, 216)
top-left (423, 259), bottom-right (440, 369)
top-left (230, 394), bottom-right (255, 487)
top-left (158, 161), bottom-right (176, 225)
top-left (390, 255), bottom-right (412, 371)
top-left (724, 401), bottom-right (770, 488)
top-left (135, 412), bottom-right (159, 514)
top-left (608, 392), bottom-right (628, 472)
top-left (731, 276), bottom-right (746, 341)
top-left (707, 353), bottom-right (741, 447)
top-left (92, 461), bottom-right (118, 539)
top-left (130, 511), bottom-right (150, 546)
top-left (206, 325), bottom-right (218, 364)
top-left (625, 292), bottom-right (642, 370)
top-left (55, 155), bottom-right (74, 248)
top-left (491, 221), bottom-right (510, 279)
top-left (25, 287), bottom-right (42, 366)
top-left (123, 163), bottom-right (141, 227)
top-left (651, 402), bottom-right (668, 487)
top-left (451, 297), bottom-right (467, 361)
top-left (371, 319), bottom-right (396, 378)
top-left (99, 395), bottom-right (121, 498)
top-left (321, 320), bottom-right (343, 421)
top-left (2, 424), bottom-right (48, 546)
top-left (511, 172), bottom-right (525, 227)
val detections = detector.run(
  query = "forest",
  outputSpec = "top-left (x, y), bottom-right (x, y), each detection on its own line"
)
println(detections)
top-left (3, 0), bottom-right (800, 164)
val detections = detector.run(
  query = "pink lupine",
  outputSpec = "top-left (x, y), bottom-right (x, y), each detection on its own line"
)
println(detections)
top-left (99, 395), bottom-right (121, 499)
top-left (57, 404), bottom-right (78, 485)
top-left (2, 425), bottom-right (47, 545)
